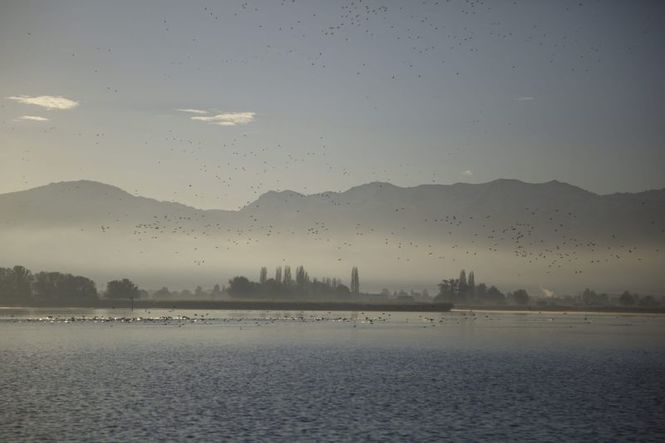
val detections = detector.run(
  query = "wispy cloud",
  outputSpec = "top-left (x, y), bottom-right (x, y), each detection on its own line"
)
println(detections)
top-left (191, 111), bottom-right (256, 126)
top-left (17, 115), bottom-right (49, 122)
top-left (514, 96), bottom-right (535, 101)
top-left (177, 108), bottom-right (209, 114)
top-left (7, 95), bottom-right (79, 110)
top-left (461, 170), bottom-right (473, 177)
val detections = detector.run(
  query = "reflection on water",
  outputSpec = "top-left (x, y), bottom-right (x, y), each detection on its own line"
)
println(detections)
top-left (1, 309), bottom-right (664, 441)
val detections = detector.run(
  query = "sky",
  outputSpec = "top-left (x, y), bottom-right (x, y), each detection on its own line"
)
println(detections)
top-left (1, 0), bottom-right (664, 210)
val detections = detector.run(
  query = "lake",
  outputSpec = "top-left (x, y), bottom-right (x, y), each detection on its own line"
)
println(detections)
top-left (1, 308), bottom-right (664, 442)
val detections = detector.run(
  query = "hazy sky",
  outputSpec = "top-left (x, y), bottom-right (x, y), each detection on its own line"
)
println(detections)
top-left (1, 0), bottom-right (664, 209)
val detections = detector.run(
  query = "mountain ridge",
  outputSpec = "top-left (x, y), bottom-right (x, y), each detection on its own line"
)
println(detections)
top-left (3, 178), bottom-right (664, 213)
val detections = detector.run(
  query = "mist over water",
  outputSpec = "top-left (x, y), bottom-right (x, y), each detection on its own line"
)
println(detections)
top-left (1, 179), bottom-right (664, 294)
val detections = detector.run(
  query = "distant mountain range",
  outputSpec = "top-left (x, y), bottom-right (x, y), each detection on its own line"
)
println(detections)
top-left (1, 179), bottom-right (664, 294)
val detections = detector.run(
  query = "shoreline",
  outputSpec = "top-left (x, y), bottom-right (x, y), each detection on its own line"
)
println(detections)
top-left (2, 301), bottom-right (665, 314)
top-left (0, 300), bottom-right (454, 313)
top-left (453, 305), bottom-right (665, 314)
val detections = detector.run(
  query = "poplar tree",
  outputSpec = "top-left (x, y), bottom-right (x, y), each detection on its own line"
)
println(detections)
top-left (296, 266), bottom-right (307, 287)
top-left (283, 266), bottom-right (292, 285)
top-left (458, 269), bottom-right (468, 299)
top-left (350, 266), bottom-right (360, 296)
top-left (468, 271), bottom-right (475, 297)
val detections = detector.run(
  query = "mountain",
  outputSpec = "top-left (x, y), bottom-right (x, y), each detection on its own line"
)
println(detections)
top-left (0, 180), bottom-right (232, 227)
top-left (1, 179), bottom-right (664, 293)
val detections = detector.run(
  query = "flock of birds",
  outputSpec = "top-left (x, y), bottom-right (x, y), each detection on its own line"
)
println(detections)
top-left (9, 0), bottom-right (639, 199)
top-left (70, 176), bottom-right (663, 288)
top-left (7, 310), bottom-right (610, 328)
top-left (5, 0), bottom-right (663, 292)
top-left (145, 0), bottom-right (621, 206)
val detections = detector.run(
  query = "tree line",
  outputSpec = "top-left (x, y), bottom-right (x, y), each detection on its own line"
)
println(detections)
top-left (434, 269), bottom-right (530, 305)
top-left (1, 264), bottom-right (660, 308)
top-left (434, 269), bottom-right (662, 307)
top-left (580, 288), bottom-right (659, 308)
top-left (0, 265), bottom-right (143, 306)
top-left (227, 265), bottom-right (360, 300)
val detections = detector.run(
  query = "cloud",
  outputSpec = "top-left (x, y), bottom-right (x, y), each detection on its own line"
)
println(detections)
top-left (514, 96), bottom-right (535, 101)
top-left (7, 95), bottom-right (79, 110)
top-left (191, 112), bottom-right (256, 126)
top-left (177, 108), bottom-right (208, 114)
top-left (17, 115), bottom-right (49, 122)
top-left (461, 170), bottom-right (473, 177)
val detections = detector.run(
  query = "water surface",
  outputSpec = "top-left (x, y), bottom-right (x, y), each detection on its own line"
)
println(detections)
top-left (1, 309), bottom-right (664, 441)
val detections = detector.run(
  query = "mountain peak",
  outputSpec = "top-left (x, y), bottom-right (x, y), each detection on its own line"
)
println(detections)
top-left (344, 181), bottom-right (398, 194)
top-left (31, 179), bottom-right (132, 196)
top-left (350, 181), bottom-right (397, 190)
